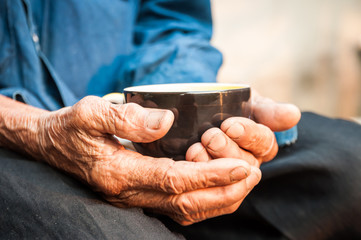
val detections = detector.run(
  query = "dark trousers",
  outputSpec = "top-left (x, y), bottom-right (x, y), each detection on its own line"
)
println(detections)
top-left (1, 113), bottom-right (361, 240)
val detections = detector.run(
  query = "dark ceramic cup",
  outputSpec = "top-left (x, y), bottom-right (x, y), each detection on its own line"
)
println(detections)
top-left (107, 83), bottom-right (251, 160)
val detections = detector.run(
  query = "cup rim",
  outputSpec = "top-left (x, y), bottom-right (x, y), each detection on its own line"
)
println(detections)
top-left (123, 83), bottom-right (250, 94)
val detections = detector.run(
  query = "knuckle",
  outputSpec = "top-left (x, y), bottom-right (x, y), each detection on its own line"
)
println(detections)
top-left (159, 162), bottom-right (185, 194)
top-left (104, 190), bottom-right (141, 209)
top-left (73, 96), bottom-right (106, 125)
top-left (203, 128), bottom-right (228, 152)
top-left (116, 103), bottom-right (143, 129)
top-left (119, 102), bottom-right (140, 117)
top-left (246, 123), bottom-right (271, 148)
top-left (241, 135), bottom-right (258, 150)
top-left (74, 98), bottom-right (91, 117)
top-left (170, 195), bottom-right (196, 216)
top-left (89, 161), bottom-right (128, 196)
top-left (76, 96), bottom-right (101, 113)
top-left (186, 143), bottom-right (209, 162)
top-left (181, 215), bottom-right (200, 226)
top-left (256, 124), bottom-right (277, 159)
top-left (227, 119), bottom-right (255, 145)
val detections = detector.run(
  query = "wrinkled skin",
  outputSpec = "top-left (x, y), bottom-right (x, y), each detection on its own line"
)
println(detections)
top-left (0, 91), bottom-right (300, 225)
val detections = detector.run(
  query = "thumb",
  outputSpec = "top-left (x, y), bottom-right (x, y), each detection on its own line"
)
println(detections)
top-left (110, 102), bottom-right (175, 143)
top-left (251, 91), bottom-right (301, 132)
top-left (74, 96), bottom-right (174, 142)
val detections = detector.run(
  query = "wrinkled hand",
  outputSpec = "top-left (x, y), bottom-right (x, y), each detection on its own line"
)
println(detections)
top-left (186, 90), bottom-right (301, 167)
top-left (37, 96), bottom-right (260, 225)
top-left (184, 90), bottom-right (300, 218)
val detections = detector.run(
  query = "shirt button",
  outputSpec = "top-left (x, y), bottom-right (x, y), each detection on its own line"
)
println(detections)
top-left (32, 33), bottom-right (39, 43)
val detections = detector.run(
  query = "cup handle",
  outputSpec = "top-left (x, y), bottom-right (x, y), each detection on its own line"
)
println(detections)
top-left (102, 93), bottom-right (125, 105)
top-left (102, 93), bottom-right (136, 151)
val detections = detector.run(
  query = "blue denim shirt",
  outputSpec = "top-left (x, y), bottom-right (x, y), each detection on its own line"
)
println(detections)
top-left (1, 0), bottom-right (222, 109)
top-left (0, 0), bottom-right (297, 145)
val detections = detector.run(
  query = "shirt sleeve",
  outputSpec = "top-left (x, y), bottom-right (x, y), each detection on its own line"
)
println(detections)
top-left (115, 0), bottom-right (223, 91)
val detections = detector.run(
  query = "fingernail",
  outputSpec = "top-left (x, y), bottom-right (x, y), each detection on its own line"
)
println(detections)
top-left (225, 122), bottom-right (244, 139)
top-left (230, 166), bottom-right (248, 182)
top-left (146, 110), bottom-right (167, 129)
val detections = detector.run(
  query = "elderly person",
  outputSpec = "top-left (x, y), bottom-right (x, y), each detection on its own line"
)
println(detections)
top-left (1, 0), bottom-right (360, 239)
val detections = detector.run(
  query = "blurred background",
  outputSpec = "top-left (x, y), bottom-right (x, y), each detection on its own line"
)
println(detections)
top-left (211, 0), bottom-right (361, 120)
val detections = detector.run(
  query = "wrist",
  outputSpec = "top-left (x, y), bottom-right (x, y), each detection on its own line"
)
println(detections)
top-left (0, 96), bottom-right (49, 160)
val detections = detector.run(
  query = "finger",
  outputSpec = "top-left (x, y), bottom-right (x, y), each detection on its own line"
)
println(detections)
top-left (185, 142), bottom-right (212, 162)
top-left (94, 150), bottom-right (251, 195)
top-left (168, 167), bottom-right (260, 219)
top-left (111, 103), bottom-right (174, 143)
top-left (138, 156), bottom-right (251, 194)
top-left (173, 201), bottom-right (244, 226)
top-left (221, 117), bottom-right (278, 162)
top-left (174, 199), bottom-right (245, 226)
top-left (251, 90), bottom-right (301, 132)
top-left (108, 166), bottom-right (260, 224)
top-left (74, 96), bottom-right (174, 143)
top-left (173, 167), bottom-right (261, 225)
top-left (200, 127), bottom-right (259, 166)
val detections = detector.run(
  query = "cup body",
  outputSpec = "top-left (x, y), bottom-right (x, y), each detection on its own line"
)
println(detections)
top-left (123, 83), bottom-right (251, 160)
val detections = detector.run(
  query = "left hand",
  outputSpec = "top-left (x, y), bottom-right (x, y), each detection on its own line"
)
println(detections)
top-left (186, 90), bottom-right (301, 167)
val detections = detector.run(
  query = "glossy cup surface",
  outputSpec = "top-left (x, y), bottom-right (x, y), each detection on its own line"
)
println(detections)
top-left (123, 83), bottom-right (251, 160)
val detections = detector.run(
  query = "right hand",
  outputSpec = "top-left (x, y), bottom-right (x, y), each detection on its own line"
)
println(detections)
top-left (186, 90), bottom-right (301, 167)
top-left (34, 96), bottom-right (260, 225)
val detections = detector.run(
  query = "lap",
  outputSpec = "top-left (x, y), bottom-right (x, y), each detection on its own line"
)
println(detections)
top-left (252, 112), bottom-right (361, 239)
top-left (0, 149), bottom-right (183, 240)
top-left (1, 112), bottom-right (360, 239)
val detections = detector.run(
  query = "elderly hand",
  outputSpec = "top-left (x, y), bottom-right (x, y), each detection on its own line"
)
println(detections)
top-left (23, 96), bottom-right (260, 226)
top-left (0, 91), bottom-right (299, 226)
top-left (186, 90), bottom-right (301, 167)
top-left (182, 90), bottom-right (300, 223)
